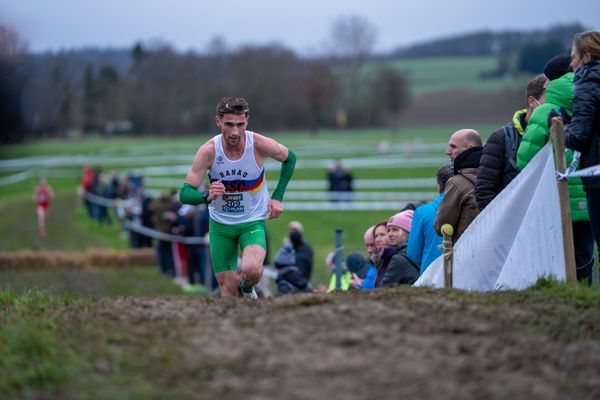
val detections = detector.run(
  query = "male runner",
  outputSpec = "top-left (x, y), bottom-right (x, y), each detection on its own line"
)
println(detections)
top-left (179, 97), bottom-right (296, 298)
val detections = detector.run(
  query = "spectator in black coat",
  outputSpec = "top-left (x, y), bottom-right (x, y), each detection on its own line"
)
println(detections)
top-left (475, 74), bottom-right (547, 210)
top-left (565, 30), bottom-right (600, 262)
top-left (288, 221), bottom-right (314, 281)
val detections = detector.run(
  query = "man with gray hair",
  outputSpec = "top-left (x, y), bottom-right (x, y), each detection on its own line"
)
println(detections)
top-left (435, 129), bottom-right (483, 243)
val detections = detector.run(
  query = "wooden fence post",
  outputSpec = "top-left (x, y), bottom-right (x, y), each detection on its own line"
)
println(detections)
top-left (550, 117), bottom-right (577, 284)
top-left (441, 224), bottom-right (454, 288)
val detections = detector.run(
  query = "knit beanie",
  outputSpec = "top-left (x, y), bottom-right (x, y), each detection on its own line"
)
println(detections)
top-left (387, 209), bottom-right (414, 233)
top-left (544, 54), bottom-right (573, 81)
top-left (274, 243), bottom-right (296, 269)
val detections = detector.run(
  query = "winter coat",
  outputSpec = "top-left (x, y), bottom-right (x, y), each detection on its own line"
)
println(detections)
top-left (407, 193), bottom-right (444, 274)
top-left (274, 243), bottom-right (312, 294)
top-left (293, 242), bottom-right (314, 281)
top-left (435, 146), bottom-right (482, 243)
top-left (475, 109), bottom-right (527, 210)
top-left (565, 60), bottom-right (600, 190)
top-left (517, 72), bottom-right (589, 221)
top-left (380, 241), bottom-right (420, 287)
top-left (373, 246), bottom-right (399, 288)
top-left (357, 264), bottom-right (377, 290)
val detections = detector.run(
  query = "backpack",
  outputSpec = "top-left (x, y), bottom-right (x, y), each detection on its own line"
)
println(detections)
top-left (502, 123), bottom-right (520, 174)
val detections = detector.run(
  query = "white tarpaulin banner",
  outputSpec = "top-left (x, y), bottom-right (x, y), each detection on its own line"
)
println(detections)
top-left (414, 144), bottom-right (566, 291)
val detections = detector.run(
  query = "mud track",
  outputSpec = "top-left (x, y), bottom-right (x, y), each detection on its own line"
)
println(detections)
top-left (63, 288), bottom-right (600, 399)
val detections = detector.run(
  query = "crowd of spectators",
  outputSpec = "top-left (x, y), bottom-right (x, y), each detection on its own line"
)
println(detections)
top-left (317, 35), bottom-right (600, 291)
top-left (80, 166), bottom-right (215, 291)
top-left (77, 31), bottom-right (600, 294)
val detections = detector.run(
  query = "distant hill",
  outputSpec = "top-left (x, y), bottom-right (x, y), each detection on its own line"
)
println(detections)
top-left (390, 23), bottom-right (587, 58)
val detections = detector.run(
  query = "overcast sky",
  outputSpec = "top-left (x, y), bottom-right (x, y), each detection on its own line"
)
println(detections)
top-left (1, 0), bottom-right (599, 54)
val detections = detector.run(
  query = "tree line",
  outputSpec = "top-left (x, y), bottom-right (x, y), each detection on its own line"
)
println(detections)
top-left (0, 16), bottom-right (411, 144)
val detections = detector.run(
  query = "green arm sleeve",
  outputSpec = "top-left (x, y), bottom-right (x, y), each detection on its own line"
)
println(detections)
top-left (179, 182), bottom-right (207, 205)
top-left (271, 149), bottom-right (296, 202)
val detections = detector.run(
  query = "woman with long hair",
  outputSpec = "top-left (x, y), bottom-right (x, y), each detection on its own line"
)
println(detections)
top-left (564, 30), bottom-right (600, 273)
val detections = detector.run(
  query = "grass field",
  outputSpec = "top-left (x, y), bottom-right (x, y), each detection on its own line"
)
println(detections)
top-left (3, 123), bottom-right (596, 287)
top-left (0, 125), bottom-right (501, 286)
top-left (367, 56), bottom-right (533, 97)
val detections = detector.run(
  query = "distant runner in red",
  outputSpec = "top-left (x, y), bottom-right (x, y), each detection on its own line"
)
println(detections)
top-left (33, 178), bottom-right (54, 237)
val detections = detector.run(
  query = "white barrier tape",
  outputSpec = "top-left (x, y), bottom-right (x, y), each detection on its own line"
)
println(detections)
top-left (282, 191), bottom-right (436, 201)
top-left (283, 201), bottom-right (410, 210)
top-left (566, 151), bottom-right (581, 176)
top-left (82, 191), bottom-right (208, 244)
top-left (557, 163), bottom-right (600, 180)
top-left (0, 170), bottom-right (32, 186)
top-left (120, 219), bottom-right (208, 245)
top-left (144, 177), bottom-right (437, 190)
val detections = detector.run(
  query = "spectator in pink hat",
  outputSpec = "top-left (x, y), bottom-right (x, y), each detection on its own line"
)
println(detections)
top-left (375, 210), bottom-right (420, 287)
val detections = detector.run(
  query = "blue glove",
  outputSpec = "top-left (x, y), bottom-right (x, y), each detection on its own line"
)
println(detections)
top-left (547, 107), bottom-right (571, 128)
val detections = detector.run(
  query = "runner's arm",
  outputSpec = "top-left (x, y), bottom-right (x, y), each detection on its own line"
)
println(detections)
top-left (180, 141), bottom-right (215, 204)
top-left (254, 134), bottom-right (296, 201)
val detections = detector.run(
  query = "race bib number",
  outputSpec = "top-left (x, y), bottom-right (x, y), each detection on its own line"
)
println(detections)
top-left (214, 192), bottom-right (250, 214)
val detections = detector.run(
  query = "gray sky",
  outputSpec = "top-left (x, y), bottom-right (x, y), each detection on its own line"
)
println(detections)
top-left (1, 0), bottom-right (599, 54)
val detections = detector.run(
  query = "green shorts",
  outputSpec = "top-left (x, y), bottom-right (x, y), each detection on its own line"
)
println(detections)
top-left (209, 218), bottom-right (267, 273)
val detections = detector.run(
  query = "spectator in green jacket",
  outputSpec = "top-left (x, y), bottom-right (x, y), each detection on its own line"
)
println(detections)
top-left (516, 55), bottom-right (594, 284)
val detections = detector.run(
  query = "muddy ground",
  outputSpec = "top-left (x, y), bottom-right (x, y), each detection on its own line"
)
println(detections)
top-left (55, 287), bottom-right (600, 400)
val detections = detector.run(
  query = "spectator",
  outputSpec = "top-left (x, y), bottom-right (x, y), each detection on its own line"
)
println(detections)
top-left (346, 252), bottom-right (370, 280)
top-left (518, 54), bottom-right (593, 284)
top-left (81, 164), bottom-right (94, 218)
top-left (177, 200), bottom-right (215, 289)
top-left (349, 226), bottom-right (378, 290)
top-left (95, 172), bottom-right (112, 224)
top-left (273, 242), bottom-right (312, 295)
top-left (476, 74), bottom-right (548, 210)
top-left (407, 165), bottom-right (453, 274)
top-left (564, 31), bottom-right (600, 283)
top-left (32, 178), bottom-right (54, 237)
top-left (325, 251), bottom-right (352, 292)
top-left (149, 190), bottom-right (179, 276)
top-left (435, 129), bottom-right (483, 243)
top-left (380, 210), bottom-right (420, 287)
top-left (287, 221), bottom-right (314, 281)
top-left (327, 159), bottom-right (353, 202)
top-left (372, 220), bottom-right (399, 288)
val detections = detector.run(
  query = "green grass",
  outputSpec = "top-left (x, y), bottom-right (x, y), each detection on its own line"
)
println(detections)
top-left (367, 56), bottom-right (534, 97)
top-left (0, 195), bottom-right (128, 252)
top-left (0, 268), bottom-right (192, 297)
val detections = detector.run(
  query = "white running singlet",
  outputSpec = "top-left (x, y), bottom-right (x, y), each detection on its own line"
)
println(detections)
top-left (207, 131), bottom-right (269, 225)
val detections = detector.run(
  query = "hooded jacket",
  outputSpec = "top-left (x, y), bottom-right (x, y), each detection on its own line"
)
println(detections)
top-left (435, 146), bottom-right (482, 243)
top-left (475, 109), bottom-right (527, 210)
top-left (565, 60), bottom-right (600, 189)
top-left (517, 72), bottom-right (589, 221)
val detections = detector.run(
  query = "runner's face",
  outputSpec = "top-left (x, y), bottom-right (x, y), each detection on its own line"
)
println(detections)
top-left (216, 113), bottom-right (248, 147)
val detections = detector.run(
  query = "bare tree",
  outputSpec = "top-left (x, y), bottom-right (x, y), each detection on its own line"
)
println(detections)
top-left (330, 15), bottom-right (377, 65)
top-left (329, 15), bottom-right (377, 120)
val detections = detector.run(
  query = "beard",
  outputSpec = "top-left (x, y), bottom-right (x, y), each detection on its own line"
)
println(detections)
top-left (225, 135), bottom-right (241, 147)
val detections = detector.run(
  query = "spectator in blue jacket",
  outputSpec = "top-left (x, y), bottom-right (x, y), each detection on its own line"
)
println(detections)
top-left (407, 165), bottom-right (453, 274)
